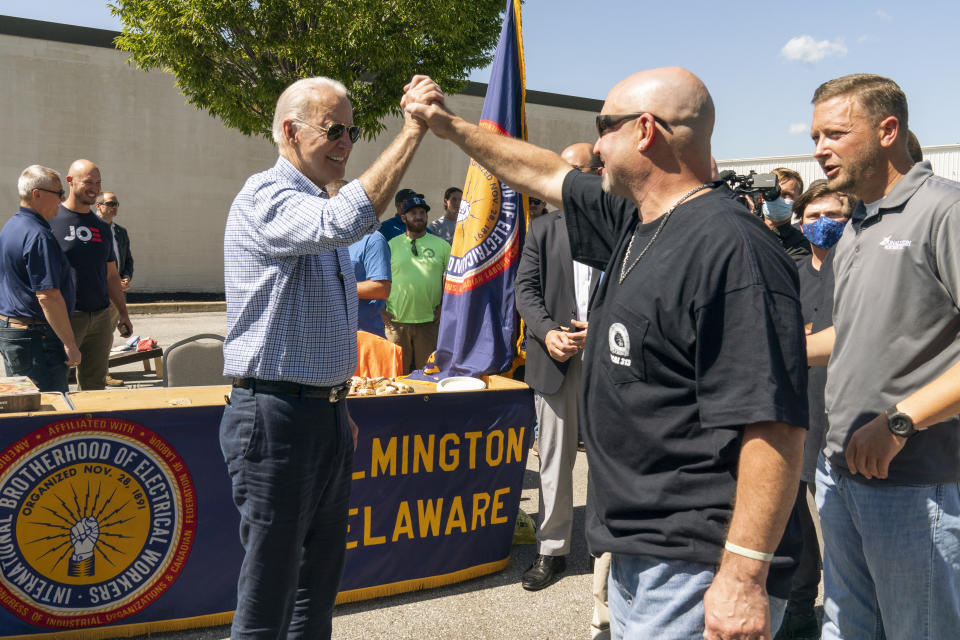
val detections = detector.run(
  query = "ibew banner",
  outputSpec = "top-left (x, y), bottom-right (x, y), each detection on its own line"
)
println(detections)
top-left (0, 407), bottom-right (231, 636)
top-left (0, 388), bottom-right (533, 637)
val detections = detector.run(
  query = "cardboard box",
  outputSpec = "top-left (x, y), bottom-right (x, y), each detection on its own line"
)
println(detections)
top-left (0, 376), bottom-right (41, 413)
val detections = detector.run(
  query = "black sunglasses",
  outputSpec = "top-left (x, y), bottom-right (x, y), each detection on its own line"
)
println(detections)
top-left (100, 201), bottom-right (119, 207)
top-left (296, 119), bottom-right (361, 143)
top-left (410, 238), bottom-right (418, 256)
top-left (596, 112), bottom-right (673, 137)
top-left (36, 187), bottom-right (65, 199)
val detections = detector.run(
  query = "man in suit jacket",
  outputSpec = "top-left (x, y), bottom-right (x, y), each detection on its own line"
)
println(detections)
top-left (95, 191), bottom-right (134, 386)
top-left (95, 192), bottom-right (134, 289)
top-left (515, 143), bottom-right (600, 592)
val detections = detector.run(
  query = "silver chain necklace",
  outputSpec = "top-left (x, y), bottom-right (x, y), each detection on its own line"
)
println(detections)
top-left (618, 183), bottom-right (712, 285)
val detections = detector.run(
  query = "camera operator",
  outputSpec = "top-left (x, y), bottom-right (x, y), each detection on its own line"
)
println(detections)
top-left (761, 168), bottom-right (810, 263)
top-left (719, 168), bottom-right (810, 263)
top-left (721, 169), bottom-right (810, 262)
top-left (773, 168), bottom-right (804, 202)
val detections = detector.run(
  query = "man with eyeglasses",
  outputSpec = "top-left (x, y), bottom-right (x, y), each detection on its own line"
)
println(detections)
top-left (406, 68), bottom-right (807, 640)
top-left (94, 192), bottom-right (134, 386)
top-left (0, 165), bottom-right (80, 391)
top-left (95, 192), bottom-right (133, 296)
top-left (49, 159), bottom-right (133, 391)
top-left (527, 196), bottom-right (547, 219)
top-left (220, 75), bottom-right (442, 639)
top-left (383, 196), bottom-right (450, 373)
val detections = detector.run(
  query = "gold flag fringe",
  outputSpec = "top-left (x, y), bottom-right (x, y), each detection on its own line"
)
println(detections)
top-left (2, 611), bottom-right (234, 640)
top-left (335, 557), bottom-right (509, 604)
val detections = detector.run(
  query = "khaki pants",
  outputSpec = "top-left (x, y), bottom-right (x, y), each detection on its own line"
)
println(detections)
top-left (533, 356), bottom-right (581, 556)
top-left (383, 318), bottom-right (438, 374)
top-left (70, 308), bottom-right (113, 390)
top-left (108, 301), bottom-right (120, 329)
top-left (591, 552), bottom-right (611, 638)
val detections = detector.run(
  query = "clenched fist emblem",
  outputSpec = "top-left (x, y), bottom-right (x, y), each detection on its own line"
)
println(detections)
top-left (67, 517), bottom-right (99, 577)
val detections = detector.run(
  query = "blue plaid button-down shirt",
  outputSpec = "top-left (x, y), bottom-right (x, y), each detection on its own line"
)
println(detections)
top-left (223, 156), bottom-right (378, 385)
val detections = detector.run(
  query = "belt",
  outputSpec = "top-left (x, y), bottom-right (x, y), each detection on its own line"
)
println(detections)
top-left (231, 377), bottom-right (350, 403)
top-left (0, 314), bottom-right (47, 329)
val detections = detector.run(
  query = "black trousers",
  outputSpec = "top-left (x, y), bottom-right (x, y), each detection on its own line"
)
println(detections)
top-left (787, 481), bottom-right (821, 609)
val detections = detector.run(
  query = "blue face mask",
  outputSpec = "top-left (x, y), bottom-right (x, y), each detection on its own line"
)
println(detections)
top-left (802, 215), bottom-right (847, 249)
top-left (761, 197), bottom-right (793, 223)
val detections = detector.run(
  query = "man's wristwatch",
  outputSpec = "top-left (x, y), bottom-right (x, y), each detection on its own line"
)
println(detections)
top-left (886, 406), bottom-right (917, 438)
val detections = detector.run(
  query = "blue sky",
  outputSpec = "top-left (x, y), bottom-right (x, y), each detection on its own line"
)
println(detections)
top-left (4, 1), bottom-right (958, 159)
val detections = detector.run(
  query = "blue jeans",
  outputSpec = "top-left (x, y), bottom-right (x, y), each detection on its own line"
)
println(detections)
top-left (0, 321), bottom-right (68, 392)
top-left (608, 553), bottom-right (787, 640)
top-left (220, 385), bottom-right (354, 639)
top-left (816, 455), bottom-right (960, 640)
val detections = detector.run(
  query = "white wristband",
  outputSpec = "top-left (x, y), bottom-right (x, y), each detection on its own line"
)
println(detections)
top-left (724, 541), bottom-right (774, 563)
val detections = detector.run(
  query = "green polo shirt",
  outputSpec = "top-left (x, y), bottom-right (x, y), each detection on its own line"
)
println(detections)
top-left (386, 233), bottom-right (450, 323)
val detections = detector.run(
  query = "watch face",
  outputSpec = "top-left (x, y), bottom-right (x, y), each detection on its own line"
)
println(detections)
top-left (889, 414), bottom-right (914, 437)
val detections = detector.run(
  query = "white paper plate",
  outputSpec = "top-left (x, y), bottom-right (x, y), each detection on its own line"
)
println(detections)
top-left (436, 376), bottom-right (487, 392)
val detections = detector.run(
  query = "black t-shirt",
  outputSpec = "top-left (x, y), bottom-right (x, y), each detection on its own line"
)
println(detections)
top-left (797, 251), bottom-right (835, 483)
top-left (563, 171), bottom-right (808, 598)
top-left (49, 204), bottom-right (116, 312)
top-left (771, 222), bottom-right (812, 263)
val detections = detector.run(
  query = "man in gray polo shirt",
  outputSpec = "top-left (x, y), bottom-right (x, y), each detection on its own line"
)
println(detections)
top-left (807, 73), bottom-right (960, 640)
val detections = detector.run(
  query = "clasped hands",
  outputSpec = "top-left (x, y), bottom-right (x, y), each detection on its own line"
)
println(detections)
top-left (400, 75), bottom-right (452, 136)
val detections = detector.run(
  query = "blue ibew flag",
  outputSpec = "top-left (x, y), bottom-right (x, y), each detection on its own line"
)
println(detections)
top-left (418, 0), bottom-right (527, 380)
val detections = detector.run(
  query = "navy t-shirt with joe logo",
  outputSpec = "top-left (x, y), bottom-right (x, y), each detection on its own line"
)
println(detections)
top-left (49, 204), bottom-right (116, 313)
top-left (561, 170), bottom-right (808, 598)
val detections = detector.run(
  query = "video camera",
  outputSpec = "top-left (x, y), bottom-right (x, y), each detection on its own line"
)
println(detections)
top-left (718, 170), bottom-right (782, 203)
top-left (720, 169), bottom-right (780, 215)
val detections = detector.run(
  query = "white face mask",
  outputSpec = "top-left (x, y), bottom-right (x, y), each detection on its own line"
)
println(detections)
top-left (762, 197), bottom-right (793, 223)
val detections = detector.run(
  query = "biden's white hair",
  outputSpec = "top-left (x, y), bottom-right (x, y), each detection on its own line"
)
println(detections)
top-left (272, 77), bottom-right (348, 148)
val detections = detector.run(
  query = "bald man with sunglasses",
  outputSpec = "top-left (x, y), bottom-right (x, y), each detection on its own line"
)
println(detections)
top-left (220, 75), bottom-right (442, 639)
top-left (406, 68), bottom-right (807, 640)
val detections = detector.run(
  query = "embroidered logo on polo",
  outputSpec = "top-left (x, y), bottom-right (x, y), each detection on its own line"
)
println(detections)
top-left (63, 226), bottom-right (103, 243)
top-left (0, 418), bottom-right (196, 629)
top-left (879, 236), bottom-right (912, 251)
top-left (608, 323), bottom-right (631, 366)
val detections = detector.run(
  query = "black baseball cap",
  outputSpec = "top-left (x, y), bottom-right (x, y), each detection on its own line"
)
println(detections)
top-left (395, 188), bottom-right (422, 204)
top-left (402, 197), bottom-right (430, 214)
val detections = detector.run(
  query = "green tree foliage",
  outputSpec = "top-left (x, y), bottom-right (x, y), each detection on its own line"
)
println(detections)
top-left (110, 0), bottom-right (505, 139)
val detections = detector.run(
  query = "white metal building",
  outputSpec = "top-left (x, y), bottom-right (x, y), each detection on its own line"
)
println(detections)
top-left (718, 144), bottom-right (960, 188)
